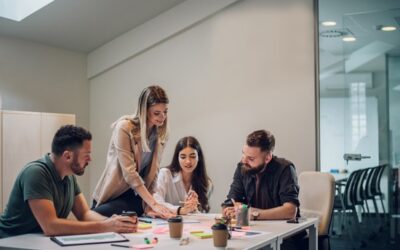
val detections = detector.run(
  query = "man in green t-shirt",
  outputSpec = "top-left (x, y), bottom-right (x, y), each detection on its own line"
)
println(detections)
top-left (0, 125), bottom-right (137, 238)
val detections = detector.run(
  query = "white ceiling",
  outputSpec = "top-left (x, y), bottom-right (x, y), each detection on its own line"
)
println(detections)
top-left (0, 0), bottom-right (186, 53)
top-left (0, 0), bottom-right (398, 58)
top-left (319, 0), bottom-right (400, 56)
top-left (319, 0), bottom-right (400, 77)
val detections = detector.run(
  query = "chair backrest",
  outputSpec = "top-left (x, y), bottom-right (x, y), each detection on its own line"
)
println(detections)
top-left (373, 164), bottom-right (387, 195)
top-left (343, 169), bottom-right (361, 208)
top-left (299, 171), bottom-right (335, 236)
top-left (364, 166), bottom-right (377, 199)
top-left (354, 168), bottom-right (369, 204)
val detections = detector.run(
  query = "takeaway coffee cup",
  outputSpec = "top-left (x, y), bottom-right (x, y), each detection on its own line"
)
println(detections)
top-left (212, 223), bottom-right (228, 247)
top-left (235, 205), bottom-right (250, 227)
top-left (121, 210), bottom-right (137, 218)
top-left (168, 216), bottom-right (183, 238)
top-left (121, 211), bottom-right (137, 223)
top-left (121, 211), bottom-right (138, 232)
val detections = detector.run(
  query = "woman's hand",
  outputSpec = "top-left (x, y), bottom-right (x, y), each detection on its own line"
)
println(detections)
top-left (145, 208), bottom-right (159, 218)
top-left (181, 190), bottom-right (199, 214)
top-left (150, 203), bottom-right (174, 219)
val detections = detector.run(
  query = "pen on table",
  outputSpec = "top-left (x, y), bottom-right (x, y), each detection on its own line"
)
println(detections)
top-left (111, 243), bottom-right (131, 248)
top-left (231, 225), bottom-right (250, 231)
top-left (179, 201), bottom-right (200, 205)
top-left (138, 218), bottom-right (152, 223)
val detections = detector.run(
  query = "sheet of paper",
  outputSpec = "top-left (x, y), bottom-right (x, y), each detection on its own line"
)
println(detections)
top-left (231, 229), bottom-right (271, 238)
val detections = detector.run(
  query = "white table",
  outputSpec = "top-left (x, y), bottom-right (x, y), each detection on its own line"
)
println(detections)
top-left (0, 215), bottom-right (318, 250)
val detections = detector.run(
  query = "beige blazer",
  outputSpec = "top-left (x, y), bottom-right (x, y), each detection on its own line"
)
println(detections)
top-left (92, 118), bottom-right (166, 206)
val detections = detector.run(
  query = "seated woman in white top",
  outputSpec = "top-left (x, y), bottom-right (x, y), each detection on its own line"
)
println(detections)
top-left (153, 136), bottom-right (211, 215)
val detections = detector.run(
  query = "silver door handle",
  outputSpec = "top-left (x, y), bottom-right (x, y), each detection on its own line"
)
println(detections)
top-left (343, 153), bottom-right (371, 164)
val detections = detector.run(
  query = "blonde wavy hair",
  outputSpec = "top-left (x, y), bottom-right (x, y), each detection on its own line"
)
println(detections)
top-left (112, 85), bottom-right (169, 152)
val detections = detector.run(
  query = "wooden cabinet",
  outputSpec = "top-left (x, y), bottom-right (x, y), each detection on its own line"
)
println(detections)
top-left (0, 111), bottom-right (75, 212)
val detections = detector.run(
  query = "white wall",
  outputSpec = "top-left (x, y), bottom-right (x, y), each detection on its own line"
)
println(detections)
top-left (0, 36), bottom-right (91, 198)
top-left (89, 0), bottom-right (316, 212)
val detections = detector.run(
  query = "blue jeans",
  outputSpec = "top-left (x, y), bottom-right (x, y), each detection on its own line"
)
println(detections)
top-left (91, 189), bottom-right (144, 217)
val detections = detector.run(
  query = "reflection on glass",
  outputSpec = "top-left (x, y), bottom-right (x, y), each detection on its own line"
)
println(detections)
top-left (319, 0), bottom-right (400, 243)
top-left (350, 82), bottom-right (367, 151)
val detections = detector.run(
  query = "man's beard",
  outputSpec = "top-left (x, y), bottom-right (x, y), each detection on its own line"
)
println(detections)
top-left (70, 155), bottom-right (86, 176)
top-left (241, 162), bottom-right (266, 175)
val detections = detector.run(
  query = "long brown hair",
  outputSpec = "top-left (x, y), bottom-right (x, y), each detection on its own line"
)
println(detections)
top-left (168, 136), bottom-right (211, 212)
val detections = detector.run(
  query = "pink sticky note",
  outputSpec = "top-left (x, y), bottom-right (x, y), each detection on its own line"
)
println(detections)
top-left (133, 244), bottom-right (154, 249)
top-left (153, 227), bottom-right (169, 234)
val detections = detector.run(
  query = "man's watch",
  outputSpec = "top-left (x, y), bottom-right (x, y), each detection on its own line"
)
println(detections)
top-left (251, 210), bottom-right (260, 220)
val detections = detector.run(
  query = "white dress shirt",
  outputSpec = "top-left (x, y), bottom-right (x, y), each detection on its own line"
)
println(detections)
top-left (153, 168), bottom-right (188, 213)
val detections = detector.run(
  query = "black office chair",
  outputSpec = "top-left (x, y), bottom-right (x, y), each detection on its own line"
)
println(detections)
top-left (333, 169), bottom-right (367, 247)
top-left (371, 165), bottom-right (387, 226)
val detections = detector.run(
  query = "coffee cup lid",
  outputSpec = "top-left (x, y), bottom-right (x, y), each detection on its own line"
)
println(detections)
top-left (221, 198), bottom-right (234, 207)
top-left (212, 223), bottom-right (228, 230)
top-left (168, 216), bottom-right (183, 222)
top-left (121, 211), bottom-right (137, 216)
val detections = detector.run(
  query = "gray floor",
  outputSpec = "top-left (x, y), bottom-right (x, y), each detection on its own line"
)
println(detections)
top-left (330, 213), bottom-right (400, 250)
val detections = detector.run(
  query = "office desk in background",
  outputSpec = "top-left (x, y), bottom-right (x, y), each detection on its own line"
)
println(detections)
top-left (0, 215), bottom-right (318, 250)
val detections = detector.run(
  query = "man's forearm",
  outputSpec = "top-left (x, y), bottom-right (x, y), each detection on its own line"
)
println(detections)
top-left (81, 210), bottom-right (107, 221)
top-left (255, 203), bottom-right (297, 220)
top-left (42, 218), bottom-right (107, 236)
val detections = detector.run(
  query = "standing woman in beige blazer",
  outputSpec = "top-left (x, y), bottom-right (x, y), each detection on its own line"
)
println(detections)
top-left (92, 85), bottom-right (174, 218)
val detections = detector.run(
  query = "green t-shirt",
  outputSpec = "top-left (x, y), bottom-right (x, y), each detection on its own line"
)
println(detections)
top-left (0, 154), bottom-right (81, 238)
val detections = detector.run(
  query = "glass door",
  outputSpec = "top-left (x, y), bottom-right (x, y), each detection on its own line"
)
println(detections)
top-left (319, 1), bottom-right (400, 233)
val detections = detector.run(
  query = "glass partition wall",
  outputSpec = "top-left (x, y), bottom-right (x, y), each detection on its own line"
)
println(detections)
top-left (318, 0), bottom-right (400, 247)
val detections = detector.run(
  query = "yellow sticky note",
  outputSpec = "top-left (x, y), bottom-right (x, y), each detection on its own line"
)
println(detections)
top-left (192, 233), bottom-right (212, 239)
top-left (138, 222), bottom-right (152, 230)
top-left (190, 230), bottom-right (204, 234)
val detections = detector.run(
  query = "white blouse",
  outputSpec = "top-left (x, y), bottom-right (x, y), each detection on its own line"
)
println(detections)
top-left (153, 168), bottom-right (188, 213)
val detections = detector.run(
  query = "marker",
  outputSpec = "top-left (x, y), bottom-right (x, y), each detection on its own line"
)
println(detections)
top-left (138, 218), bottom-right (152, 224)
top-left (179, 201), bottom-right (201, 205)
top-left (111, 243), bottom-right (131, 248)
top-left (231, 226), bottom-right (250, 230)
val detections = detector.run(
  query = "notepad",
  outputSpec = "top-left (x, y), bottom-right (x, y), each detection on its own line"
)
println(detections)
top-left (138, 222), bottom-right (152, 230)
top-left (153, 227), bottom-right (169, 234)
top-left (190, 230), bottom-right (204, 234)
top-left (50, 232), bottom-right (128, 246)
top-left (192, 232), bottom-right (213, 239)
top-left (132, 244), bottom-right (154, 249)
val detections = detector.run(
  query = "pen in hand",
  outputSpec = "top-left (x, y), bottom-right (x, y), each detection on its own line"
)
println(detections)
top-left (187, 189), bottom-right (195, 199)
